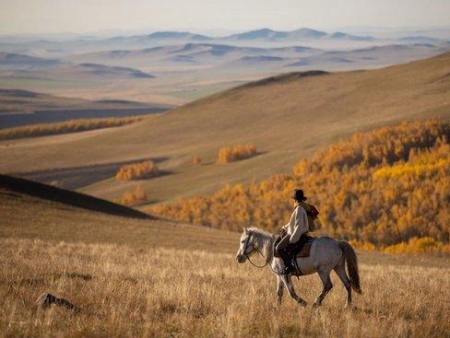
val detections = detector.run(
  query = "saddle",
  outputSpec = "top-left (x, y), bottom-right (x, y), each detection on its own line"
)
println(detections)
top-left (274, 234), bottom-right (316, 258)
top-left (290, 236), bottom-right (315, 258)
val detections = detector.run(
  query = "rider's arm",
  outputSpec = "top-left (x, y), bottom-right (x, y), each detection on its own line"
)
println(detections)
top-left (289, 206), bottom-right (309, 242)
top-left (282, 211), bottom-right (294, 230)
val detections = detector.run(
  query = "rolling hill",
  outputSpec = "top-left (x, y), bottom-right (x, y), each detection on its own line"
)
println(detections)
top-left (2, 28), bottom-right (449, 106)
top-left (0, 88), bottom-right (172, 128)
top-left (0, 174), bottom-right (238, 252)
top-left (0, 174), bottom-right (152, 219)
top-left (64, 43), bottom-right (322, 72)
top-left (2, 62), bottom-right (154, 81)
top-left (0, 88), bottom-right (159, 112)
top-left (0, 52), bottom-right (62, 70)
top-left (1, 52), bottom-right (450, 204)
top-left (63, 41), bottom-right (447, 73)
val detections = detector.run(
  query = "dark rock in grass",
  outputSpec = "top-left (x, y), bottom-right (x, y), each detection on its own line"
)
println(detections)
top-left (34, 293), bottom-right (80, 312)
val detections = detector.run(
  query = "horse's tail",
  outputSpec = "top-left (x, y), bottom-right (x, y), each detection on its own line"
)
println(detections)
top-left (338, 241), bottom-right (362, 294)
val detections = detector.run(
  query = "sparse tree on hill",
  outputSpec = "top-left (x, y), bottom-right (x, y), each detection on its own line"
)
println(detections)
top-left (116, 161), bottom-right (160, 180)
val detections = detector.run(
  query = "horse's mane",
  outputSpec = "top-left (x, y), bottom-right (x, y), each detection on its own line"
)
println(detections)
top-left (247, 227), bottom-right (273, 238)
top-left (246, 227), bottom-right (274, 261)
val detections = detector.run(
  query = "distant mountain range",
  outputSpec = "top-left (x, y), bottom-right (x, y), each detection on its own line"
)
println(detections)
top-left (223, 28), bottom-right (375, 41)
top-left (1, 26), bottom-right (448, 60)
top-left (1, 26), bottom-right (449, 107)
top-left (1, 40), bottom-right (448, 97)
top-left (147, 31), bottom-right (211, 41)
top-left (135, 27), bottom-right (375, 42)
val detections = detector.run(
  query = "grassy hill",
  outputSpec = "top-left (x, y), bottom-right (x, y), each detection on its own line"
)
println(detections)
top-left (1, 52), bottom-right (450, 204)
top-left (0, 174), bottom-right (152, 219)
top-left (0, 88), bottom-right (172, 129)
top-left (0, 175), bottom-right (238, 252)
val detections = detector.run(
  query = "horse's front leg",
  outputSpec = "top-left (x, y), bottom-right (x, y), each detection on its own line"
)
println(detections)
top-left (276, 276), bottom-right (284, 304)
top-left (280, 274), bottom-right (307, 306)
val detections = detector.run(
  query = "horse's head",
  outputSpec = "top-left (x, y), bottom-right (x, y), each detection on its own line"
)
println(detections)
top-left (236, 227), bottom-right (257, 263)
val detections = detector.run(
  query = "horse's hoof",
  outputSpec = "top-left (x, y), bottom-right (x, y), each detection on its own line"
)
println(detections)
top-left (312, 302), bottom-right (321, 308)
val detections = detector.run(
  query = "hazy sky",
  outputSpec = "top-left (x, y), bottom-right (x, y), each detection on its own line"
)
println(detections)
top-left (1, 0), bottom-right (449, 35)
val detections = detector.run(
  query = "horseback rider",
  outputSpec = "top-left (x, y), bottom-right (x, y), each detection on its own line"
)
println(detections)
top-left (275, 188), bottom-right (310, 274)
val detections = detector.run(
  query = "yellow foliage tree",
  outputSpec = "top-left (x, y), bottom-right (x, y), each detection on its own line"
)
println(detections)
top-left (116, 161), bottom-right (160, 180)
top-left (193, 156), bottom-right (202, 165)
top-left (217, 143), bottom-right (257, 163)
top-left (0, 116), bottom-right (145, 140)
top-left (121, 185), bottom-right (148, 205)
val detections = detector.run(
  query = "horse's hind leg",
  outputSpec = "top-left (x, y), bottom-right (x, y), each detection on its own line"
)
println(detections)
top-left (313, 269), bottom-right (333, 307)
top-left (334, 263), bottom-right (352, 308)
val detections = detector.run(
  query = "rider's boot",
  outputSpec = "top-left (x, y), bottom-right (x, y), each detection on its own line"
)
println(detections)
top-left (280, 251), bottom-right (295, 274)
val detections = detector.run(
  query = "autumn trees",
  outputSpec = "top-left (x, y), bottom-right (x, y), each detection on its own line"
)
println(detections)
top-left (0, 116), bottom-right (145, 140)
top-left (121, 185), bottom-right (148, 205)
top-left (116, 160), bottom-right (160, 180)
top-left (115, 143), bottom-right (257, 206)
top-left (217, 143), bottom-right (257, 163)
top-left (151, 119), bottom-right (450, 254)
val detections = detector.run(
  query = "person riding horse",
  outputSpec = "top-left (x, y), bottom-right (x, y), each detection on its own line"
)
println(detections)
top-left (275, 188), bottom-right (310, 274)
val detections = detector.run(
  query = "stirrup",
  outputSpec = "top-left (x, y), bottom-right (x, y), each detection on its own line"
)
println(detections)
top-left (282, 265), bottom-right (295, 275)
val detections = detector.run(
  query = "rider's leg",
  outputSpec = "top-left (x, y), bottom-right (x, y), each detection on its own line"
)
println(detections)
top-left (275, 235), bottom-right (294, 273)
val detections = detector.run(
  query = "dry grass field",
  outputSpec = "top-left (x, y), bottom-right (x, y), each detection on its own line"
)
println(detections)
top-left (3, 239), bottom-right (450, 338)
top-left (1, 184), bottom-right (449, 337)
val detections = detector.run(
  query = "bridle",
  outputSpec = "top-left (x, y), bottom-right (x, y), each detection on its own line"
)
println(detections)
top-left (242, 232), bottom-right (270, 269)
top-left (241, 231), bottom-right (287, 275)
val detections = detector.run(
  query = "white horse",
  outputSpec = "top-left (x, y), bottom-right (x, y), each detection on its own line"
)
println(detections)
top-left (236, 227), bottom-right (362, 307)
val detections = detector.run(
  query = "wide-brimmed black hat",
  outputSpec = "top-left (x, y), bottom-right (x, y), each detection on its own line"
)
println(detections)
top-left (292, 189), bottom-right (307, 201)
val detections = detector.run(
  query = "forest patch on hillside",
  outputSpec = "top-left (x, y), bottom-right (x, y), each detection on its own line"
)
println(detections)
top-left (151, 119), bottom-right (450, 254)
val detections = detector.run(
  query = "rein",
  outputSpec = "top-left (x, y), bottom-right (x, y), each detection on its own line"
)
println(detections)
top-left (245, 253), bottom-right (269, 268)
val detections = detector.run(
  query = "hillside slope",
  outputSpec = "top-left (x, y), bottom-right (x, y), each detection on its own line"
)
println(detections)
top-left (1, 52), bottom-right (450, 203)
top-left (0, 176), bottom-right (238, 253)
top-left (0, 174), bottom-right (152, 219)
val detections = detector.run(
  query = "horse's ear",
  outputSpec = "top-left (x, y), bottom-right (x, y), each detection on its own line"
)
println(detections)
top-left (243, 227), bottom-right (248, 233)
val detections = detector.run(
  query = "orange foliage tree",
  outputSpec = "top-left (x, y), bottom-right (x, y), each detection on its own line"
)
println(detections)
top-left (0, 116), bottom-right (145, 140)
top-left (121, 185), bottom-right (148, 206)
top-left (116, 160), bottom-right (160, 180)
top-left (151, 119), bottom-right (450, 254)
top-left (217, 143), bottom-right (257, 164)
top-left (192, 156), bottom-right (202, 165)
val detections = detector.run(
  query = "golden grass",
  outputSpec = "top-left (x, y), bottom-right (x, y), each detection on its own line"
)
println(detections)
top-left (1, 238), bottom-right (449, 337)
top-left (0, 188), bottom-right (237, 253)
